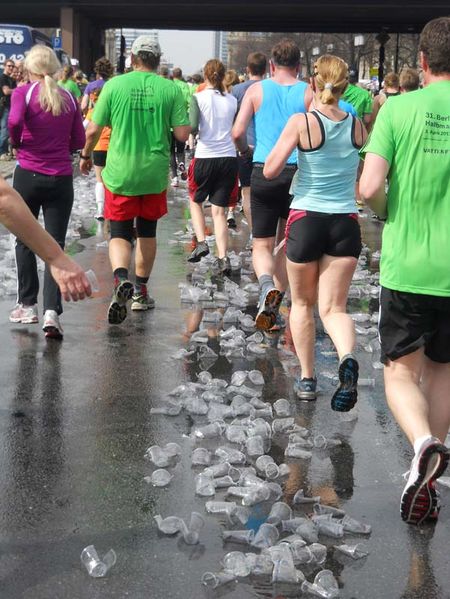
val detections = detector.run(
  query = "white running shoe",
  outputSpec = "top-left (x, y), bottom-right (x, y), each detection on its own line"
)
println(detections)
top-left (9, 303), bottom-right (39, 324)
top-left (171, 176), bottom-right (179, 187)
top-left (42, 310), bottom-right (64, 339)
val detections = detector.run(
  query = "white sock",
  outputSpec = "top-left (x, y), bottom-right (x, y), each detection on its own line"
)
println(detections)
top-left (413, 435), bottom-right (434, 455)
top-left (95, 182), bottom-right (105, 207)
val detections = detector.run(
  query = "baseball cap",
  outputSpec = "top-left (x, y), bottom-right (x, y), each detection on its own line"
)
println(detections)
top-left (131, 36), bottom-right (161, 56)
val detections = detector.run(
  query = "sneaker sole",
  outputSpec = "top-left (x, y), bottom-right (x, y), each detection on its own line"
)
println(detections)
top-left (295, 389), bottom-right (317, 400)
top-left (331, 357), bottom-right (359, 412)
top-left (131, 301), bottom-right (155, 311)
top-left (9, 316), bottom-right (39, 324)
top-left (108, 280), bottom-right (134, 325)
top-left (187, 248), bottom-right (210, 263)
top-left (401, 443), bottom-right (449, 525)
top-left (255, 289), bottom-right (283, 331)
top-left (44, 326), bottom-right (63, 340)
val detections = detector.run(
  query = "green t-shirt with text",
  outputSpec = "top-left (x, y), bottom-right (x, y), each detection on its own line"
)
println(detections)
top-left (58, 79), bottom-right (81, 99)
top-left (92, 70), bottom-right (189, 195)
top-left (362, 81), bottom-right (450, 297)
top-left (342, 83), bottom-right (372, 118)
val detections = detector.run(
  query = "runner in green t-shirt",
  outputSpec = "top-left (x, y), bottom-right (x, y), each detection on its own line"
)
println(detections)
top-left (342, 68), bottom-right (372, 124)
top-left (58, 66), bottom-right (81, 100)
top-left (170, 68), bottom-right (191, 186)
top-left (80, 36), bottom-right (190, 325)
top-left (360, 16), bottom-right (450, 526)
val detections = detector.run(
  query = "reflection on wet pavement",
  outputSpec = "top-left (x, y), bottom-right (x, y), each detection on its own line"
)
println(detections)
top-left (0, 175), bottom-right (448, 598)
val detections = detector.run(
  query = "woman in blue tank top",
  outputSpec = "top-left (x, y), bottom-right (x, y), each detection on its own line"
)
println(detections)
top-left (264, 55), bottom-right (367, 410)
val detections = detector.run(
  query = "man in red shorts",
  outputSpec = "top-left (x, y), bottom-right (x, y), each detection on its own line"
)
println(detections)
top-left (81, 36), bottom-right (190, 324)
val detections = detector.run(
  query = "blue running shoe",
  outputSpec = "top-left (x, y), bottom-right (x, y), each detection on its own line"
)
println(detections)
top-left (255, 287), bottom-right (282, 331)
top-left (331, 354), bottom-right (359, 412)
top-left (294, 377), bottom-right (317, 400)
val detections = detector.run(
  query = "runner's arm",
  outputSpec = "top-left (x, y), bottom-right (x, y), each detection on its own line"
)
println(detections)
top-left (79, 122), bottom-right (102, 174)
top-left (0, 176), bottom-right (91, 301)
top-left (70, 104), bottom-right (86, 152)
top-left (232, 84), bottom-right (258, 153)
top-left (359, 153), bottom-right (389, 218)
top-left (80, 93), bottom-right (90, 113)
top-left (7, 88), bottom-right (25, 147)
top-left (189, 94), bottom-right (200, 135)
top-left (173, 125), bottom-right (191, 143)
top-left (263, 114), bottom-right (301, 179)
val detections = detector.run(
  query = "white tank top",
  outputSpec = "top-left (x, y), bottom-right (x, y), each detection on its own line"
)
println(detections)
top-left (194, 89), bottom-right (237, 158)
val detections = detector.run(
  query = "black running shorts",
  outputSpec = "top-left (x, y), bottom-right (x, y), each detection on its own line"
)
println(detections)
top-left (188, 157), bottom-right (238, 208)
top-left (285, 209), bottom-right (362, 263)
top-left (238, 153), bottom-right (253, 187)
top-left (379, 287), bottom-right (450, 364)
top-left (93, 150), bottom-right (107, 167)
top-left (250, 164), bottom-right (296, 238)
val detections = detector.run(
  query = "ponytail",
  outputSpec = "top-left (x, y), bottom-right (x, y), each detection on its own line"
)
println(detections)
top-left (39, 74), bottom-right (68, 116)
top-left (203, 59), bottom-right (226, 95)
top-left (314, 54), bottom-right (349, 105)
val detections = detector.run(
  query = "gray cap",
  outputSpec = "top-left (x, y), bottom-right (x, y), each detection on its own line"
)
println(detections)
top-left (131, 35), bottom-right (161, 56)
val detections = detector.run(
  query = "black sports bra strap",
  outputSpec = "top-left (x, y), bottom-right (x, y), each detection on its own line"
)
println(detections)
top-left (304, 113), bottom-right (313, 150)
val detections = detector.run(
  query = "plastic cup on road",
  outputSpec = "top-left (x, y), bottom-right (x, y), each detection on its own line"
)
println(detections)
top-left (80, 545), bottom-right (116, 578)
top-left (85, 269), bottom-right (99, 292)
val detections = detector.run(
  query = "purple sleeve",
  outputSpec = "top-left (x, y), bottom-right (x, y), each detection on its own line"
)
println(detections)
top-left (70, 104), bottom-right (86, 151)
top-left (8, 87), bottom-right (26, 147)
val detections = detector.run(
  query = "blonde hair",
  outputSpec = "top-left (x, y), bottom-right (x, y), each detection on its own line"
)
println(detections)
top-left (24, 45), bottom-right (68, 117)
top-left (313, 54), bottom-right (349, 105)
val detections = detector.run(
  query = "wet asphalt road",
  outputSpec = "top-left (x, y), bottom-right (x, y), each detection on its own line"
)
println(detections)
top-left (0, 184), bottom-right (449, 599)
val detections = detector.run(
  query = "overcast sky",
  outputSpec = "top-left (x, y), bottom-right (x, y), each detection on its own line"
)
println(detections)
top-left (158, 30), bottom-right (214, 75)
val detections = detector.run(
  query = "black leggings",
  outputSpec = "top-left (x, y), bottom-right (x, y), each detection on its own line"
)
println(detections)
top-left (170, 134), bottom-right (186, 177)
top-left (13, 165), bottom-right (74, 315)
top-left (110, 218), bottom-right (157, 242)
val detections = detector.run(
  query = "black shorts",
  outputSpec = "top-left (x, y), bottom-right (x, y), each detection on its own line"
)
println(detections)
top-left (188, 157), bottom-right (238, 208)
top-left (379, 287), bottom-right (450, 364)
top-left (93, 150), bottom-right (107, 167)
top-left (238, 153), bottom-right (253, 187)
top-left (250, 164), bottom-right (296, 238)
top-left (286, 210), bottom-right (361, 263)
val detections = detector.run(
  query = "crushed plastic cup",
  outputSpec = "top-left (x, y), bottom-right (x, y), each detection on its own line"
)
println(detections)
top-left (248, 370), bottom-right (264, 386)
top-left (150, 402), bottom-right (182, 416)
top-left (80, 545), bottom-right (116, 578)
top-left (203, 462), bottom-right (233, 478)
top-left (84, 269), bottom-right (99, 292)
top-left (285, 443), bottom-right (313, 460)
top-left (288, 434), bottom-right (313, 448)
top-left (231, 371), bottom-right (248, 386)
top-left (273, 398), bottom-right (291, 417)
top-left (222, 529), bottom-right (255, 544)
top-left (197, 370), bottom-right (213, 383)
top-left (272, 417), bottom-right (295, 434)
top-left (270, 543), bottom-right (303, 584)
top-left (145, 469), bottom-right (173, 487)
top-left (251, 523), bottom-right (280, 549)
top-left (154, 514), bottom-right (182, 535)
top-left (255, 455), bottom-right (279, 479)
top-left (313, 434), bottom-right (342, 450)
top-left (226, 424), bottom-right (248, 444)
top-left (334, 543), bottom-right (369, 559)
top-left (191, 447), bottom-right (212, 466)
top-left (215, 446), bottom-right (246, 465)
top-left (315, 569), bottom-right (340, 598)
top-left (313, 516), bottom-right (344, 539)
top-left (246, 331), bottom-right (264, 344)
top-left (267, 501), bottom-right (293, 526)
top-left (278, 463), bottom-right (291, 477)
top-left (205, 500), bottom-right (237, 515)
top-left (179, 512), bottom-right (205, 545)
top-left (341, 515), bottom-right (372, 535)
top-left (309, 543), bottom-right (328, 565)
top-left (281, 517), bottom-right (310, 533)
top-left (193, 421), bottom-right (225, 439)
top-left (247, 342), bottom-right (266, 355)
top-left (223, 551), bottom-right (251, 577)
top-left (245, 435), bottom-right (265, 457)
top-left (228, 485), bottom-right (270, 506)
top-left (195, 473), bottom-right (215, 497)
top-left (295, 519), bottom-right (319, 544)
top-left (185, 397), bottom-right (209, 415)
top-left (293, 489), bottom-right (321, 505)
top-left (201, 571), bottom-right (236, 588)
top-left (248, 418), bottom-right (272, 439)
top-left (245, 553), bottom-right (274, 576)
top-left (145, 443), bottom-right (181, 468)
top-left (214, 475), bottom-right (237, 489)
